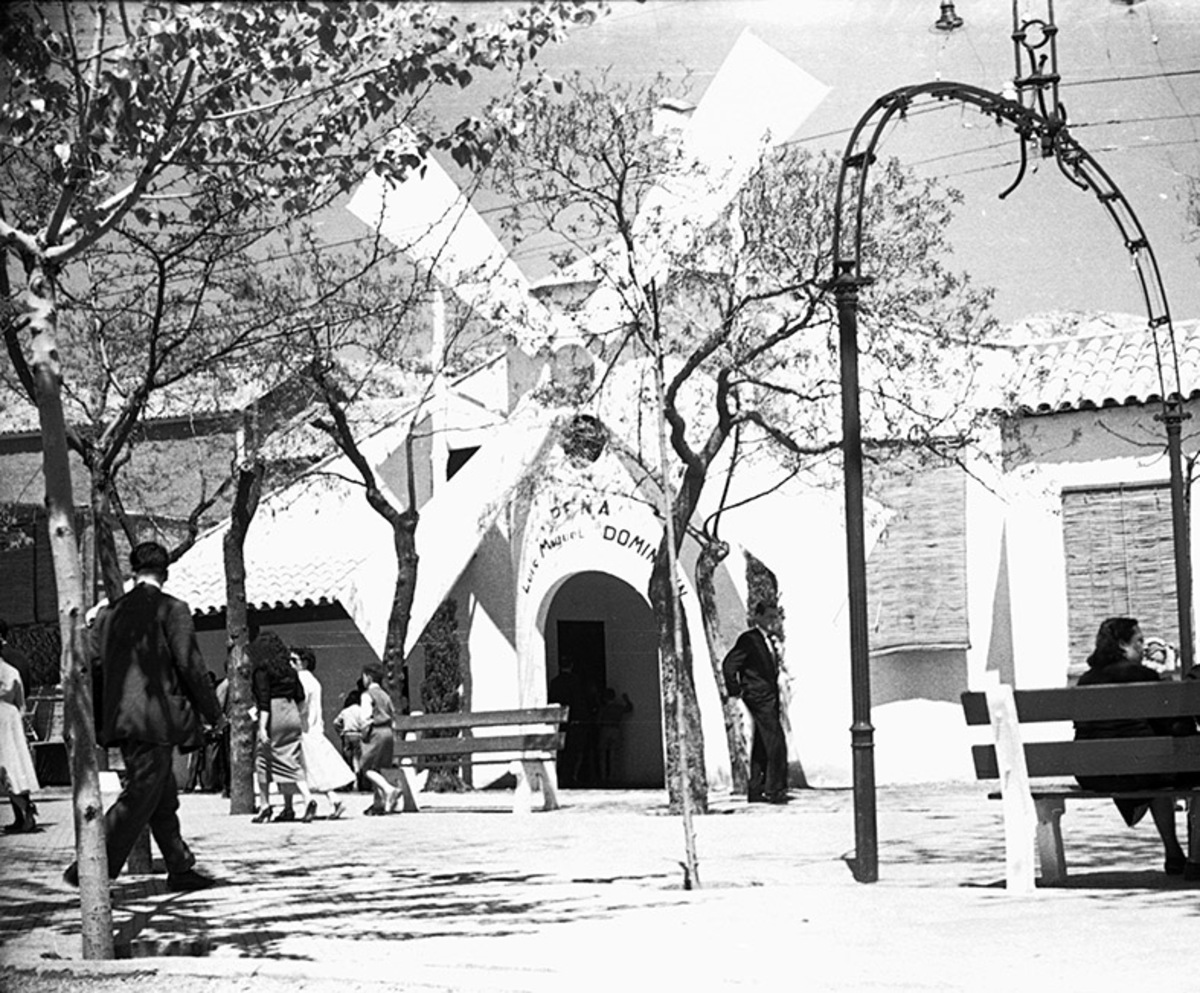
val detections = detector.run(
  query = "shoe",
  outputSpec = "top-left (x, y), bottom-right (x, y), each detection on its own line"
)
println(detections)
top-left (274, 807), bottom-right (296, 823)
top-left (329, 801), bottom-right (344, 820)
top-left (301, 800), bottom-right (318, 823)
top-left (747, 793), bottom-right (768, 804)
top-left (251, 805), bottom-right (274, 824)
top-left (4, 801), bottom-right (36, 833)
top-left (385, 787), bottom-right (402, 814)
top-left (766, 792), bottom-right (792, 805)
top-left (363, 804), bottom-right (384, 816)
top-left (166, 869), bottom-right (217, 893)
top-left (1184, 861), bottom-right (1200, 881)
top-left (1166, 856), bottom-right (1186, 876)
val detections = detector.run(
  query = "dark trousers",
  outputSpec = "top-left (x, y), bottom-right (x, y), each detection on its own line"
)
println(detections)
top-left (557, 724), bottom-right (585, 788)
top-left (745, 695), bottom-right (787, 798)
top-left (105, 740), bottom-right (196, 878)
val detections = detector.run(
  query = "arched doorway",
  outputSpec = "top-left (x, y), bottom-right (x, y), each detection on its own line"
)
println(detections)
top-left (543, 571), bottom-right (663, 788)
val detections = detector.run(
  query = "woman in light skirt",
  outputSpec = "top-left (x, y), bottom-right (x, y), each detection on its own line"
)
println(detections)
top-left (290, 645), bottom-right (354, 820)
top-left (0, 656), bottom-right (38, 833)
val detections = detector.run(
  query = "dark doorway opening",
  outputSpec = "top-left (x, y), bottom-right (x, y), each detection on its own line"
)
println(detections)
top-left (556, 619), bottom-right (606, 699)
top-left (544, 574), bottom-right (663, 788)
top-left (548, 620), bottom-right (605, 788)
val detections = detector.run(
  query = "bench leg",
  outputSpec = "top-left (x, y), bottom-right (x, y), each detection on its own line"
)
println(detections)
top-left (513, 761), bottom-right (534, 815)
top-left (1034, 797), bottom-right (1067, 884)
top-left (512, 760), bottom-right (559, 814)
top-left (532, 759), bottom-right (559, 812)
top-left (1188, 797), bottom-right (1200, 866)
top-left (395, 764), bottom-right (420, 813)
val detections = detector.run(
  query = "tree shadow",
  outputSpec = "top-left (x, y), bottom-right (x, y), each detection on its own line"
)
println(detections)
top-left (5, 849), bottom-right (695, 962)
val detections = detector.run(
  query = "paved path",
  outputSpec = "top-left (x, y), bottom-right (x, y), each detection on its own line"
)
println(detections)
top-left (2, 783), bottom-right (1198, 991)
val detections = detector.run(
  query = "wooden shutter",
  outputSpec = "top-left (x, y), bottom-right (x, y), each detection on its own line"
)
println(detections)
top-left (866, 467), bottom-right (969, 654)
top-left (1061, 483), bottom-right (1180, 671)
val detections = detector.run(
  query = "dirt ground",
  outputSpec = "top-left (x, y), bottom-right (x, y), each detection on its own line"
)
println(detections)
top-left (2, 970), bottom-right (417, 993)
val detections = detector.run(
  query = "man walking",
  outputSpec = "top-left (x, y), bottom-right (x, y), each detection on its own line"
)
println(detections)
top-left (722, 603), bottom-right (790, 805)
top-left (65, 542), bottom-right (222, 890)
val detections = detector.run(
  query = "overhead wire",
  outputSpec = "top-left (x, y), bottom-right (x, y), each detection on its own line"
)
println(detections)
top-left (40, 50), bottom-right (1200, 304)
top-left (1142, 4), bottom-right (1200, 149)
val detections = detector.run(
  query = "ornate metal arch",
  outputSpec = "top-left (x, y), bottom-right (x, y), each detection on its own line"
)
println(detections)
top-left (830, 80), bottom-right (1181, 399)
top-left (827, 2), bottom-right (1192, 886)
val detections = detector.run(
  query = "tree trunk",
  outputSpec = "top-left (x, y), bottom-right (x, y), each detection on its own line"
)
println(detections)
top-left (92, 481), bottom-right (125, 603)
top-left (695, 538), bottom-right (749, 794)
top-left (382, 508), bottom-right (419, 716)
top-left (649, 547), bottom-right (708, 815)
top-left (223, 458), bottom-right (264, 816)
top-left (28, 264), bottom-right (114, 958)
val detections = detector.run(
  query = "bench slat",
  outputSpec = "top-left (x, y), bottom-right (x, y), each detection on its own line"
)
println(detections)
top-left (961, 682), bottom-right (1200, 726)
top-left (990, 788), bottom-right (1200, 801)
top-left (394, 707), bottom-right (567, 733)
top-left (393, 732), bottom-right (563, 758)
top-left (971, 736), bottom-right (1200, 779)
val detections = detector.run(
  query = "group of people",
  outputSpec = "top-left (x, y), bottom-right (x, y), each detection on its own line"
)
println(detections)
top-left (248, 631), bottom-right (350, 823)
top-left (10, 538), bottom-right (1200, 888)
top-left (44, 541), bottom-right (408, 892)
top-left (248, 634), bottom-right (402, 823)
top-left (546, 660), bottom-right (633, 788)
top-left (720, 607), bottom-right (1200, 878)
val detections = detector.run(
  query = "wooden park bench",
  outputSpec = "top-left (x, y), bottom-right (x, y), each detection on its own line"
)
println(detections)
top-left (391, 705), bottom-right (568, 815)
top-left (961, 677), bottom-right (1200, 890)
top-left (25, 690), bottom-right (71, 786)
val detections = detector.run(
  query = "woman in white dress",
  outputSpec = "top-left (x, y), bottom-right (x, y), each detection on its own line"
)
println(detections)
top-left (0, 656), bottom-right (39, 833)
top-left (290, 646), bottom-right (354, 821)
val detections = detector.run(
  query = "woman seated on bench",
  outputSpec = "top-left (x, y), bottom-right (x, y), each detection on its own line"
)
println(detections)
top-left (1074, 616), bottom-right (1200, 875)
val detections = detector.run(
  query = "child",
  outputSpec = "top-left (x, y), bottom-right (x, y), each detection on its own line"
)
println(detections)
top-left (333, 685), bottom-right (368, 790)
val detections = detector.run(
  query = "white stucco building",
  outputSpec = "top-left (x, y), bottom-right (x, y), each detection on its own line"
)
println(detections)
top-left (155, 309), bottom-right (1200, 793)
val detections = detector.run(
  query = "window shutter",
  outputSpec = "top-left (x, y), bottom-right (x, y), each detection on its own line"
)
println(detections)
top-left (1061, 484), bottom-right (1180, 671)
top-left (866, 467), bottom-right (969, 654)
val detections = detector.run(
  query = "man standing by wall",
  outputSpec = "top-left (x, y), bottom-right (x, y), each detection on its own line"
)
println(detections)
top-left (722, 603), bottom-right (790, 805)
top-left (64, 542), bottom-right (222, 890)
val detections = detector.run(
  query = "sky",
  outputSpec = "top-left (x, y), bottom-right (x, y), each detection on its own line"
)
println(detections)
top-left (421, 0), bottom-right (1200, 327)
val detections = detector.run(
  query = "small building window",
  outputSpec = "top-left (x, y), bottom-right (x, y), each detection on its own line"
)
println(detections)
top-left (1061, 482), bottom-right (1179, 675)
top-left (447, 447), bottom-right (480, 480)
top-left (866, 466), bottom-right (969, 655)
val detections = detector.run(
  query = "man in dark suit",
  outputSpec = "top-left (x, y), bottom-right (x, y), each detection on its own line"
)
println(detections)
top-left (65, 542), bottom-right (222, 891)
top-left (722, 603), bottom-right (790, 804)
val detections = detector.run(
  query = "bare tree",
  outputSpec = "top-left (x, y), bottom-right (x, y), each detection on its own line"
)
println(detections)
top-left (492, 73), bottom-right (997, 814)
top-left (0, 1), bottom-right (598, 956)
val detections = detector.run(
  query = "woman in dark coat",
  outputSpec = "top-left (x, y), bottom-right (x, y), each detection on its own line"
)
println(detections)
top-left (1074, 616), bottom-right (1198, 874)
top-left (250, 631), bottom-right (313, 823)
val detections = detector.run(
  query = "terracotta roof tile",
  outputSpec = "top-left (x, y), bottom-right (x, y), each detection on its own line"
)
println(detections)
top-left (1004, 313), bottom-right (1200, 416)
top-left (179, 553), bottom-right (368, 617)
